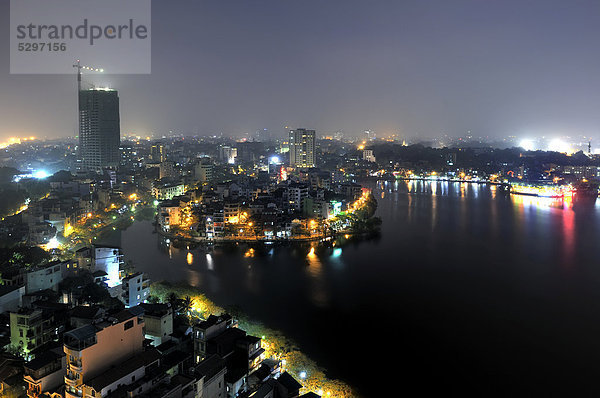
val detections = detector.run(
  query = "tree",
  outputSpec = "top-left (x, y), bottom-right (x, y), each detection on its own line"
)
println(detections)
top-left (182, 295), bottom-right (193, 314)
top-left (167, 292), bottom-right (178, 306)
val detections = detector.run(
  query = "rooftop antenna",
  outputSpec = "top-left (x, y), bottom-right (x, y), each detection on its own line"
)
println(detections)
top-left (72, 60), bottom-right (104, 91)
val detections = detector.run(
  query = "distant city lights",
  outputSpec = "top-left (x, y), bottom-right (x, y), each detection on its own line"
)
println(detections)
top-left (12, 170), bottom-right (50, 182)
top-left (32, 170), bottom-right (49, 179)
top-left (547, 138), bottom-right (571, 154)
top-left (519, 139), bottom-right (535, 151)
top-left (0, 136), bottom-right (36, 149)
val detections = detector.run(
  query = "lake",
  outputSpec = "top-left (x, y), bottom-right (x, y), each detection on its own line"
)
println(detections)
top-left (110, 180), bottom-right (600, 396)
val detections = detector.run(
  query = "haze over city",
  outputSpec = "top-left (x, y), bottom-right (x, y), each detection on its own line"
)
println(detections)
top-left (6, 1), bottom-right (600, 397)
top-left (1, 0), bottom-right (600, 141)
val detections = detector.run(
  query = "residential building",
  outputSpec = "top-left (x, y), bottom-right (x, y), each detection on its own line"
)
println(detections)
top-left (82, 349), bottom-right (162, 398)
top-left (23, 348), bottom-right (66, 398)
top-left (286, 184), bottom-right (309, 212)
top-left (160, 161), bottom-right (177, 179)
top-left (194, 354), bottom-right (227, 398)
top-left (93, 245), bottom-right (123, 290)
top-left (121, 272), bottom-right (150, 308)
top-left (223, 201), bottom-right (240, 223)
top-left (219, 146), bottom-right (237, 164)
top-left (0, 285), bottom-right (25, 313)
top-left (69, 306), bottom-right (105, 329)
top-left (25, 261), bottom-right (65, 294)
top-left (152, 182), bottom-right (186, 200)
top-left (289, 129), bottom-right (316, 168)
top-left (205, 211), bottom-right (224, 239)
top-left (63, 308), bottom-right (145, 398)
top-left (139, 303), bottom-right (173, 346)
top-left (195, 161), bottom-right (214, 183)
top-left (558, 165), bottom-right (600, 178)
top-left (74, 247), bottom-right (93, 274)
top-left (193, 314), bottom-right (237, 363)
top-left (157, 201), bottom-right (182, 231)
top-left (251, 372), bottom-right (302, 398)
top-left (151, 143), bottom-right (165, 162)
top-left (362, 149), bottom-right (376, 163)
top-left (10, 308), bottom-right (64, 360)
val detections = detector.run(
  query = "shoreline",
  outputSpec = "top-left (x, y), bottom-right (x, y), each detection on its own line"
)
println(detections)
top-left (150, 281), bottom-right (356, 397)
top-left (155, 224), bottom-right (376, 245)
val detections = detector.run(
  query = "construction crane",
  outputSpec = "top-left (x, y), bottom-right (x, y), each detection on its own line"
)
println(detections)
top-left (72, 60), bottom-right (104, 91)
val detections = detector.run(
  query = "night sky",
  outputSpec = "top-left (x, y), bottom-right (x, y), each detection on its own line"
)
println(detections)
top-left (1, 0), bottom-right (600, 140)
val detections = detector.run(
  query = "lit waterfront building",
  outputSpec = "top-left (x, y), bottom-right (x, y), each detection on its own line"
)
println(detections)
top-left (289, 128), bottom-right (316, 168)
top-left (78, 88), bottom-right (120, 172)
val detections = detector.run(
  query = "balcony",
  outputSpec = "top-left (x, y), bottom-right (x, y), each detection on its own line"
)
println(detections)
top-left (69, 359), bottom-right (82, 372)
top-left (64, 373), bottom-right (78, 387)
top-left (65, 389), bottom-right (83, 398)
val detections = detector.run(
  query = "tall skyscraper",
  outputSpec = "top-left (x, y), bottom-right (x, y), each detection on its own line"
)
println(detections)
top-left (289, 128), bottom-right (316, 168)
top-left (78, 88), bottom-right (120, 172)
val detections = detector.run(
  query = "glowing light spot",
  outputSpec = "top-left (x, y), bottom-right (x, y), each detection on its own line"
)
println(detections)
top-left (45, 237), bottom-right (59, 250)
top-left (548, 138), bottom-right (571, 153)
top-left (519, 139), bottom-right (535, 151)
top-left (32, 170), bottom-right (49, 179)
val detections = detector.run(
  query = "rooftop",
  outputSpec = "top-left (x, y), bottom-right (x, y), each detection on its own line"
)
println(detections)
top-left (70, 305), bottom-right (104, 320)
top-left (277, 371), bottom-right (302, 392)
top-left (24, 349), bottom-right (64, 372)
top-left (195, 354), bottom-right (226, 381)
top-left (87, 349), bottom-right (161, 392)
top-left (140, 302), bottom-right (171, 317)
top-left (64, 324), bottom-right (97, 342)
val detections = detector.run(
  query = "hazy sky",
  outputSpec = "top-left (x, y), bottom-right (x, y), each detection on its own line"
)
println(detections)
top-left (1, 0), bottom-right (600, 140)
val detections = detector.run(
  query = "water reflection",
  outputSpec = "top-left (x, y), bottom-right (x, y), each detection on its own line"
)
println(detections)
top-left (114, 183), bottom-right (600, 395)
top-left (306, 246), bottom-right (329, 307)
top-left (510, 194), bottom-right (567, 211)
top-left (206, 253), bottom-right (214, 271)
top-left (187, 268), bottom-right (201, 287)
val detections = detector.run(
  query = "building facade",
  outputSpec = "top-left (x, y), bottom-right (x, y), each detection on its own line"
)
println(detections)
top-left (78, 88), bottom-right (120, 172)
top-left (121, 272), bottom-right (150, 308)
top-left (63, 309), bottom-right (145, 398)
top-left (289, 128), bottom-right (316, 168)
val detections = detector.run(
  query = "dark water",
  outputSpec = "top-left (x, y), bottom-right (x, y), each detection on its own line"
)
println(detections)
top-left (114, 180), bottom-right (600, 396)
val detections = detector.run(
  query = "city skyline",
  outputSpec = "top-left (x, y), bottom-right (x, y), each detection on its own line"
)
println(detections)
top-left (1, 0), bottom-right (600, 141)
top-left (6, 2), bottom-right (600, 397)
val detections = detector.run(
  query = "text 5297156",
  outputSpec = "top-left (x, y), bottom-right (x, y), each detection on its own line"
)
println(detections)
top-left (17, 42), bottom-right (66, 51)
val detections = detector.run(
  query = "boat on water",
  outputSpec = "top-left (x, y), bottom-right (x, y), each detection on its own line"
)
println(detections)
top-left (510, 183), bottom-right (573, 198)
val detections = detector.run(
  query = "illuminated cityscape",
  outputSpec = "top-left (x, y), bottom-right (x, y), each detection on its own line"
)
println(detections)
top-left (3, 1), bottom-right (600, 397)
